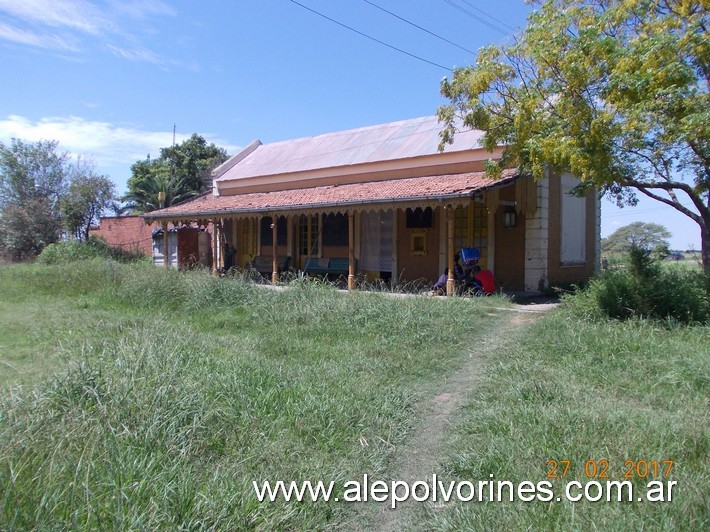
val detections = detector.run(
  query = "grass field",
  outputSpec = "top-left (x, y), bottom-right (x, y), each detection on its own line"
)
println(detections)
top-left (424, 306), bottom-right (709, 530)
top-left (0, 260), bottom-right (707, 530)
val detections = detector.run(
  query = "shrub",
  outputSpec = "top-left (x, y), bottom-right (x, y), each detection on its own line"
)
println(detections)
top-left (568, 246), bottom-right (710, 324)
top-left (36, 240), bottom-right (103, 264)
top-left (36, 236), bottom-right (145, 265)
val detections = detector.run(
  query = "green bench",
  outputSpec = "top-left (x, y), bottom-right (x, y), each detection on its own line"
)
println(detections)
top-left (250, 255), bottom-right (291, 276)
top-left (303, 257), bottom-right (355, 277)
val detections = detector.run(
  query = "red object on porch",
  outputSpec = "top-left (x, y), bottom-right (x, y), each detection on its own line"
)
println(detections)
top-left (475, 269), bottom-right (496, 294)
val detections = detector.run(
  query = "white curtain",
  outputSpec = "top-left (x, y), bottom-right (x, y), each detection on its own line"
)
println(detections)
top-left (561, 173), bottom-right (586, 263)
top-left (361, 210), bottom-right (393, 272)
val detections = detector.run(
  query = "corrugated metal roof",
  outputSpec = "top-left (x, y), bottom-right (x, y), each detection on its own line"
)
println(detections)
top-left (147, 168), bottom-right (518, 219)
top-left (214, 116), bottom-right (485, 182)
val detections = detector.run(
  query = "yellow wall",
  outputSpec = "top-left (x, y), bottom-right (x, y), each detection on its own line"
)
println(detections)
top-left (395, 207), bottom-right (441, 282)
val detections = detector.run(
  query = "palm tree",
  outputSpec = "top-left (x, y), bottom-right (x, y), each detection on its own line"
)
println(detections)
top-left (122, 162), bottom-right (198, 213)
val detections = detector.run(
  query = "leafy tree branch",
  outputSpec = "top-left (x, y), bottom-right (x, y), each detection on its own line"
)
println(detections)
top-left (438, 0), bottom-right (710, 268)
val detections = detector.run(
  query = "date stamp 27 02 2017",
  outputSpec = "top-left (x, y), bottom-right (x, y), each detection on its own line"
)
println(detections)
top-left (547, 459), bottom-right (674, 480)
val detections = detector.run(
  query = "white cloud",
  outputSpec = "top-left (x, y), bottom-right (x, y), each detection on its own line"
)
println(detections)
top-left (107, 44), bottom-right (195, 70)
top-left (107, 0), bottom-right (176, 20)
top-left (108, 44), bottom-right (162, 65)
top-left (0, 115), bottom-right (240, 175)
top-left (0, 22), bottom-right (79, 51)
top-left (0, 0), bottom-right (106, 35)
top-left (0, 0), bottom-right (179, 65)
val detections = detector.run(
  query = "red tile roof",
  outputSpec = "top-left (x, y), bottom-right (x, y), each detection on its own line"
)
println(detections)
top-left (146, 168), bottom-right (519, 220)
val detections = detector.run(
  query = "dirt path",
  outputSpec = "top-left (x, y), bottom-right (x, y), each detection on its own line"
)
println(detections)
top-left (350, 308), bottom-right (550, 531)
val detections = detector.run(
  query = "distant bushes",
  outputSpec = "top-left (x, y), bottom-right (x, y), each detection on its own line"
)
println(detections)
top-left (569, 246), bottom-right (710, 324)
top-left (36, 236), bottom-right (145, 265)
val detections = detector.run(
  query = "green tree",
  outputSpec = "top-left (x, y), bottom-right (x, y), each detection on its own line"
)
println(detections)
top-left (602, 221), bottom-right (672, 254)
top-left (0, 139), bottom-right (68, 260)
top-left (123, 163), bottom-right (197, 213)
top-left (60, 159), bottom-right (116, 241)
top-left (125, 133), bottom-right (228, 212)
top-left (438, 0), bottom-right (709, 268)
top-left (161, 133), bottom-right (228, 192)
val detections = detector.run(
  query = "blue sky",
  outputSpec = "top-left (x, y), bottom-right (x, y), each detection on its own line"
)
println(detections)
top-left (0, 0), bottom-right (700, 250)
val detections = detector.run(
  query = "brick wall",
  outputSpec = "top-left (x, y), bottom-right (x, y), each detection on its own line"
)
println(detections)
top-left (89, 216), bottom-right (157, 256)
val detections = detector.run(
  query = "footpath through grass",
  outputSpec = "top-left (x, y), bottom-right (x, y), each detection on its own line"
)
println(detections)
top-left (422, 302), bottom-right (709, 530)
top-left (0, 260), bottom-right (508, 530)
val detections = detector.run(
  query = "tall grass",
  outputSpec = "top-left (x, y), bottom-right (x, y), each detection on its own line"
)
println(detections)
top-left (5, 260), bottom-right (703, 529)
top-left (572, 246), bottom-right (710, 324)
top-left (0, 260), bottom-right (507, 529)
